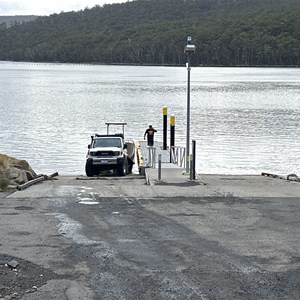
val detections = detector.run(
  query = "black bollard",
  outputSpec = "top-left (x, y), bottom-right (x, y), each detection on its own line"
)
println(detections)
top-left (170, 115), bottom-right (175, 163)
top-left (163, 106), bottom-right (167, 150)
top-left (192, 140), bottom-right (196, 180)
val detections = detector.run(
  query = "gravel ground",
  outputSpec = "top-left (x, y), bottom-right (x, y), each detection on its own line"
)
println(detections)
top-left (0, 254), bottom-right (59, 300)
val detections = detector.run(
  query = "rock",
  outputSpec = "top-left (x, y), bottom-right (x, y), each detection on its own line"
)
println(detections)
top-left (0, 154), bottom-right (38, 190)
top-left (7, 260), bottom-right (19, 269)
top-left (287, 173), bottom-right (299, 181)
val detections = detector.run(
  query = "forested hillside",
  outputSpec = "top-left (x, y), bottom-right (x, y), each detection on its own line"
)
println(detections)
top-left (0, 0), bottom-right (299, 66)
top-left (0, 15), bottom-right (37, 28)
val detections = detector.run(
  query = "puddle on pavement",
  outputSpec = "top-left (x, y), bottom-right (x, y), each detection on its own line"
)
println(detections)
top-left (48, 213), bottom-right (100, 245)
top-left (79, 201), bottom-right (99, 205)
top-left (77, 194), bottom-right (99, 205)
top-left (81, 186), bottom-right (93, 191)
top-left (77, 188), bottom-right (99, 205)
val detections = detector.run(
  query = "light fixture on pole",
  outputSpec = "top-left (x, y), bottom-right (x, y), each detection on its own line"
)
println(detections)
top-left (184, 36), bottom-right (196, 173)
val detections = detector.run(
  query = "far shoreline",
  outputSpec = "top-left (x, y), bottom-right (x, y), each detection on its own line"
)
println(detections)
top-left (1, 60), bottom-right (299, 68)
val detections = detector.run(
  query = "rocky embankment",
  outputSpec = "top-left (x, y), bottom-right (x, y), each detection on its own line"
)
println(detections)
top-left (0, 154), bottom-right (38, 191)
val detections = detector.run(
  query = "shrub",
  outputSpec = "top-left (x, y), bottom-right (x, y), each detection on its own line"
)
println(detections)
top-left (0, 170), bottom-right (9, 190)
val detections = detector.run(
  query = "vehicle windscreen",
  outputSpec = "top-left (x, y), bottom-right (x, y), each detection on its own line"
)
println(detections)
top-left (93, 138), bottom-right (121, 148)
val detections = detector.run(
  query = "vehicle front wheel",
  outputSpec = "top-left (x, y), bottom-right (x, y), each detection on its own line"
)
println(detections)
top-left (85, 163), bottom-right (94, 177)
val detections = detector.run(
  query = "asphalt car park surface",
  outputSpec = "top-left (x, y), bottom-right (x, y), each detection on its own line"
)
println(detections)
top-left (0, 175), bottom-right (299, 299)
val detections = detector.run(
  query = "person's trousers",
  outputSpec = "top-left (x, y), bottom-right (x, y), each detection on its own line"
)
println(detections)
top-left (147, 136), bottom-right (154, 146)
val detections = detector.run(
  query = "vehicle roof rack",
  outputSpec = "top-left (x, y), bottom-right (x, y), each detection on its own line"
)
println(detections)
top-left (95, 134), bottom-right (124, 138)
top-left (105, 122), bottom-right (127, 137)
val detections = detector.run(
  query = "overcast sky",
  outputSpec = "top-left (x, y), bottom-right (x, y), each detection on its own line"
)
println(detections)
top-left (0, 0), bottom-right (128, 16)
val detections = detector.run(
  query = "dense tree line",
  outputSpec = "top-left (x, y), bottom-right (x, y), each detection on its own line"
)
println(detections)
top-left (0, 0), bottom-right (299, 66)
top-left (0, 15), bottom-right (37, 28)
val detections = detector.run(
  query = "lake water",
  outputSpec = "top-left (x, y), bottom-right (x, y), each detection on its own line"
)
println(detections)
top-left (1, 61), bottom-right (299, 176)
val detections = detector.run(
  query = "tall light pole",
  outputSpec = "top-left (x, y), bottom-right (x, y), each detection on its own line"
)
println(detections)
top-left (184, 36), bottom-right (196, 173)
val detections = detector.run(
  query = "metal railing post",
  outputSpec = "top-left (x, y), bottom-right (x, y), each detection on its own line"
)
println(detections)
top-left (147, 146), bottom-right (156, 168)
top-left (189, 154), bottom-right (193, 181)
top-left (181, 147), bottom-right (186, 168)
top-left (158, 154), bottom-right (162, 181)
top-left (153, 147), bottom-right (156, 168)
top-left (148, 146), bottom-right (151, 166)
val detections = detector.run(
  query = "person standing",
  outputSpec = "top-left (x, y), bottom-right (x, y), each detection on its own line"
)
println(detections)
top-left (144, 125), bottom-right (157, 146)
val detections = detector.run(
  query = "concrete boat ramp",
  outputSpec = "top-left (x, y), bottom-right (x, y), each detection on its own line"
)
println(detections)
top-left (6, 172), bottom-right (300, 199)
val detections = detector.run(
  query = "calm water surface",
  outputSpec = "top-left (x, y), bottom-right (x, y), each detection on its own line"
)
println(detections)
top-left (1, 61), bottom-right (299, 175)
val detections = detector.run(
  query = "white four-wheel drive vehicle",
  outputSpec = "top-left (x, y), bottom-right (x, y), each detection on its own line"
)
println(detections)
top-left (85, 123), bottom-right (135, 177)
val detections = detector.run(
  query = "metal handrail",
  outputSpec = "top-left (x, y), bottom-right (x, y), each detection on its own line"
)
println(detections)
top-left (170, 146), bottom-right (186, 168)
top-left (147, 146), bottom-right (157, 168)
